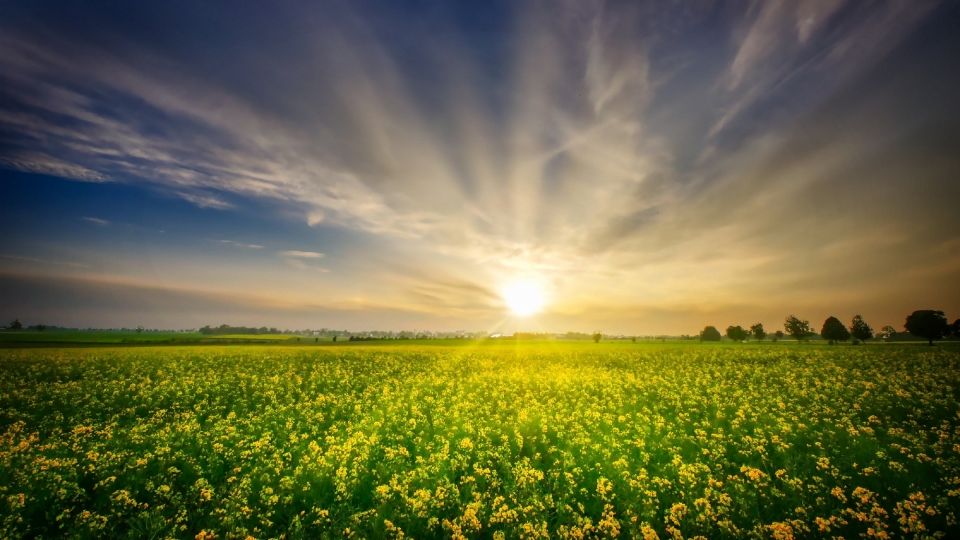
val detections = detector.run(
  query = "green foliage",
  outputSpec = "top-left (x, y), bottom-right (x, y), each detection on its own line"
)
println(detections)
top-left (591, 332), bottom-right (602, 343)
top-left (699, 326), bottom-right (721, 342)
top-left (850, 315), bottom-right (873, 343)
top-left (879, 326), bottom-right (897, 342)
top-left (7, 318), bottom-right (23, 330)
top-left (199, 324), bottom-right (282, 335)
top-left (750, 323), bottom-right (766, 342)
top-left (905, 310), bottom-right (951, 346)
top-left (725, 325), bottom-right (748, 342)
top-left (784, 315), bottom-right (813, 343)
top-left (2, 345), bottom-right (960, 539)
top-left (773, 330), bottom-right (784, 343)
top-left (820, 316), bottom-right (850, 344)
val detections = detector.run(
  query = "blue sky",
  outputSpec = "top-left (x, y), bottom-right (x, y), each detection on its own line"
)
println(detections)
top-left (1, 0), bottom-right (959, 333)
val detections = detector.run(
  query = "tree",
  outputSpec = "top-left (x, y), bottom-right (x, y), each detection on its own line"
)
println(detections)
top-left (849, 315), bottom-right (873, 344)
top-left (952, 319), bottom-right (960, 338)
top-left (631, 336), bottom-right (637, 343)
top-left (725, 325), bottom-right (748, 342)
top-left (820, 316), bottom-right (850, 344)
top-left (773, 330), bottom-right (784, 343)
top-left (784, 315), bottom-right (812, 343)
top-left (904, 310), bottom-right (951, 346)
top-left (35, 324), bottom-right (47, 333)
top-left (700, 326), bottom-right (722, 342)
top-left (750, 323), bottom-right (767, 343)
top-left (879, 326), bottom-right (897, 342)
top-left (591, 332), bottom-right (602, 343)
top-left (136, 326), bottom-right (144, 334)
top-left (8, 319), bottom-right (23, 330)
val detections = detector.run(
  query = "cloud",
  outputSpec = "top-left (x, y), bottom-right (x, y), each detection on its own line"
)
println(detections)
top-left (82, 216), bottom-right (109, 225)
top-left (713, 0), bottom-right (938, 137)
top-left (281, 249), bottom-right (328, 272)
top-left (0, 1), bottom-right (956, 332)
top-left (307, 212), bottom-right (324, 226)
top-left (0, 151), bottom-right (108, 182)
top-left (175, 191), bottom-right (232, 209)
top-left (280, 250), bottom-right (324, 259)
top-left (220, 240), bottom-right (263, 249)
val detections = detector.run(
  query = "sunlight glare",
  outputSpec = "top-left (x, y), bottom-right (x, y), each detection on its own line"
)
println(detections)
top-left (502, 281), bottom-right (545, 317)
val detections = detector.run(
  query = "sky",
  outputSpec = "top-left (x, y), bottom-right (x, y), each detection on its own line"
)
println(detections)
top-left (1, 0), bottom-right (959, 334)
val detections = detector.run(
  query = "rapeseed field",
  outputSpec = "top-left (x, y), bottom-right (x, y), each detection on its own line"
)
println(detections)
top-left (1, 343), bottom-right (959, 539)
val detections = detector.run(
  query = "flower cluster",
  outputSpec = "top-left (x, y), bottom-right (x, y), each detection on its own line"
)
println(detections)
top-left (1, 344), bottom-right (959, 538)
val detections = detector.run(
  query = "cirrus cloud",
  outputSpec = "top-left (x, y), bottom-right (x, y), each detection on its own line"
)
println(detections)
top-left (0, 0), bottom-right (957, 332)
top-left (280, 251), bottom-right (323, 259)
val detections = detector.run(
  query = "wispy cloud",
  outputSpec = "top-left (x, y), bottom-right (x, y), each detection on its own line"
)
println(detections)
top-left (220, 240), bottom-right (263, 249)
top-left (82, 216), bottom-right (109, 225)
top-left (0, 151), bottom-right (109, 182)
top-left (0, 1), bottom-right (956, 331)
top-left (175, 192), bottom-right (232, 209)
top-left (280, 251), bottom-right (323, 259)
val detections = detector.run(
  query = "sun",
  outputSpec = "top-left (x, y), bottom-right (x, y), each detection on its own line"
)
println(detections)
top-left (502, 281), bottom-right (545, 317)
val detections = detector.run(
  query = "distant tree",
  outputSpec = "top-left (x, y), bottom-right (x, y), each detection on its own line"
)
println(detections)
top-left (904, 310), bottom-right (951, 346)
top-left (136, 326), bottom-right (144, 334)
top-left (750, 323), bottom-right (767, 343)
top-left (785, 315), bottom-right (812, 343)
top-left (35, 324), bottom-right (47, 333)
top-left (849, 315), bottom-right (873, 344)
top-left (725, 325), bottom-right (748, 342)
top-left (952, 319), bottom-right (960, 338)
top-left (8, 319), bottom-right (23, 330)
top-left (333, 335), bottom-right (338, 342)
top-left (879, 326), bottom-right (897, 342)
top-left (773, 330), bottom-right (784, 343)
top-left (700, 326), bottom-right (722, 342)
top-left (820, 316), bottom-right (850, 344)
top-left (591, 332), bottom-right (602, 343)
top-left (631, 336), bottom-right (637, 343)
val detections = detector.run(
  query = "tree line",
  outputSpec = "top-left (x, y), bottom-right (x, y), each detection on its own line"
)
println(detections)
top-left (699, 310), bottom-right (959, 346)
top-left (198, 324), bottom-right (284, 335)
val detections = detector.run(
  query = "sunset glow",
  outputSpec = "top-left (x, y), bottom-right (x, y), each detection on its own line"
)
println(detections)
top-left (502, 281), bottom-right (545, 317)
top-left (0, 1), bottom-right (958, 335)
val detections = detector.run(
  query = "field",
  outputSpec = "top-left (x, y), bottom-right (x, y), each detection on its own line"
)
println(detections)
top-left (2, 342), bottom-right (959, 539)
top-left (0, 331), bottom-right (207, 344)
top-left (0, 332), bottom-right (296, 345)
